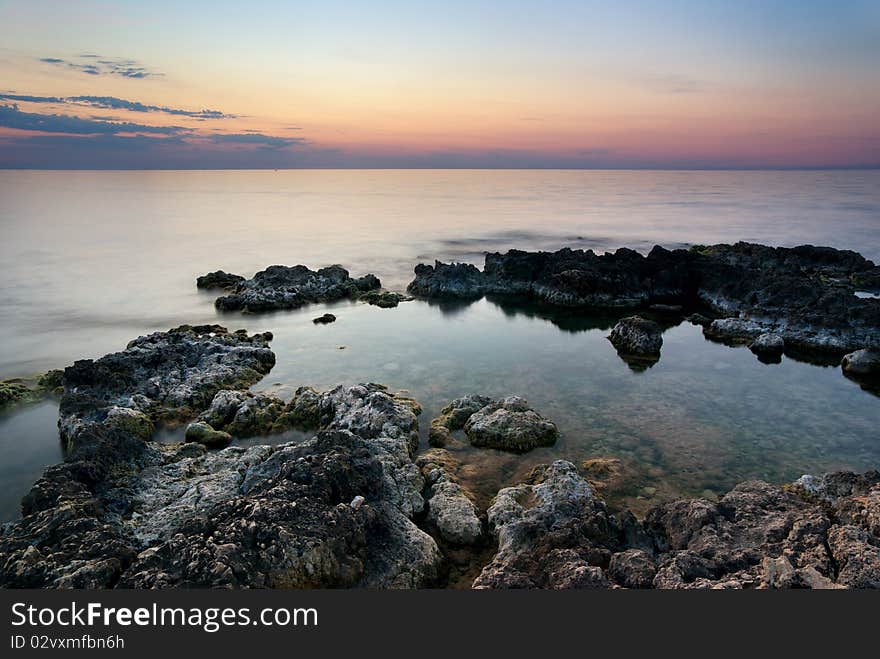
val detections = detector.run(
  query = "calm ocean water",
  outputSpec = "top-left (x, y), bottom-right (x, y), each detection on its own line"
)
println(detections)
top-left (1, 169), bottom-right (879, 521)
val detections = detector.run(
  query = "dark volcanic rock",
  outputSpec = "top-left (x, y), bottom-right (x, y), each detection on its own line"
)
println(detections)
top-left (608, 315), bottom-right (663, 369)
top-left (196, 270), bottom-right (245, 291)
top-left (58, 325), bottom-right (275, 448)
top-left (409, 243), bottom-right (880, 356)
top-left (204, 264), bottom-right (381, 313)
top-left (313, 313), bottom-right (337, 324)
top-left (0, 377), bottom-right (440, 588)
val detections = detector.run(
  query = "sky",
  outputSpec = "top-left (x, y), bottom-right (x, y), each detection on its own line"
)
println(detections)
top-left (0, 0), bottom-right (878, 169)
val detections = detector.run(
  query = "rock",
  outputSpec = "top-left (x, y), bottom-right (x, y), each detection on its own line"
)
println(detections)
top-left (313, 313), bottom-right (337, 324)
top-left (359, 291), bottom-right (412, 308)
top-left (196, 270), bottom-right (245, 290)
top-left (841, 348), bottom-right (880, 380)
top-left (184, 421), bottom-right (232, 447)
top-left (749, 332), bottom-right (785, 363)
top-left (703, 317), bottom-right (766, 344)
top-left (0, 379), bottom-right (440, 589)
top-left (407, 261), bottom-right (487, 299)
top-left (0, 380), bottom-right (35, 408)
top-left (608, 316), bottom-right (663, 369)
top-left (463, 396), bottom-right (558, 452)
top-left (0, 370), bottom-right (64, 410)
top-left (417, 450), bottom-right (483, 546)
top-left (608, 549), bottom-right (657, 588)
top-left (686, 313), bottom-right (712, 327)
top-left (198, 390), bottom-right (285, 437)
top-left (205, 264), bottom-right (381, 313)
top-left (473, 461), bottom-right (619, 588)
top-left (827, 525), bottom-right (880, 588)
top-left (56, 324), bottom-right (275, 448)
top-left (409, 243), bottom-right (880, 357)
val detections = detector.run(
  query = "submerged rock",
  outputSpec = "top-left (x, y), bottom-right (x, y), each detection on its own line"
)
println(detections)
top-left (608, 316), bottom-right (663, 369)
top-left (184, 421), bottom-right (232, 447)
top-left (359, 290), bottom-right (412, 308)
top-left (203, 264), bottom-right (381, 313)
top-left (408, 243), bottom-right (880, 357)
top-left (749, 332), bottom-right (785, 363)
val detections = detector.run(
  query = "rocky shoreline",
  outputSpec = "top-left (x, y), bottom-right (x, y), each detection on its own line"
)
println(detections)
top-left (1, 321), bottom-right (878, 589)
top-left (1, 241), bottom-right (878, 589)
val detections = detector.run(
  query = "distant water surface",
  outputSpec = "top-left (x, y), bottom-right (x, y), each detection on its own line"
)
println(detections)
top-left (1, 169), bottom-right (879, 521)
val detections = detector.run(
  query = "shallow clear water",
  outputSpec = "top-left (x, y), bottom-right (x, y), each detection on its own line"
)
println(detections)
top-left (1, 169), bottom-right (879, 521)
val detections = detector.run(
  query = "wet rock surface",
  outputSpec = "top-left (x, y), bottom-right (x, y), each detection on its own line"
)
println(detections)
top-left (0, 371), bottom-right (64, 412)
top-left (409, 242), bottom-right (880, 357)
top-left (429, 395), bottom-right (558, 452)
top-left (202, 264), bottom-right (381, 313)
top-left (608, 316), bottom-right (663, 370)
top-left (313, 313), bottom-right (336, 324)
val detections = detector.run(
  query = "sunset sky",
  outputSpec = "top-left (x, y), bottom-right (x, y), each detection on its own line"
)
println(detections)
top-left (1, 0), bottom-right (878, 168)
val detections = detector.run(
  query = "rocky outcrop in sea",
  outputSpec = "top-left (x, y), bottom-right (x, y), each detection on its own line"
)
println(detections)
top-left (198, 264), bottom-right (382, 313)
top-left (407, 243), bottom-right (880, 358)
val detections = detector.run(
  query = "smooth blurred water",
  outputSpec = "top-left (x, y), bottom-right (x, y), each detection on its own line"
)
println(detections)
top-left (1, 169), bottom-right (879, 521)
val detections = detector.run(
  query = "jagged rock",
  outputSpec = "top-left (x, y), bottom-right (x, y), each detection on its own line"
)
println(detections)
top-left (313, 313), bottom-right (337, 324)
top-left (407, 261), bottom-right (487, 299)
top-left (463, 396), bottom-right (558, 452)
top-left (417, 450), bottom-right (483, 546)
top-left (0, 380), bottom-right (439, 589)
top-left (203, 264), bottom-right (381, 313)
top-left (196, 270), bottom-right (245, 290)
top-left (408, 243), bottom-right (880, 357)
top-left (473, 461), bottom-right (618, 588)
top-left (184, 421), bottom-right (232, 447)
top-left (359, 291), bottom-right (412, 308)
top-left (57, 325), bottom-right (274, 448)
top-left (608, 549), bottom-right (656, 588)
top-left (608, 316), bottom-right (663, 369)
top-left (749, 332), bottom-right (785, 363)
